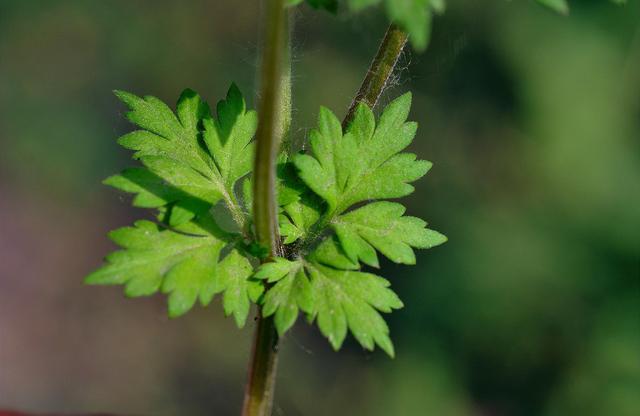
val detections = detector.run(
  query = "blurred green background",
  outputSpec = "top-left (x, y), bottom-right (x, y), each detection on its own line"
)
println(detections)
top-left (0, 1), bottom-right (638, 415)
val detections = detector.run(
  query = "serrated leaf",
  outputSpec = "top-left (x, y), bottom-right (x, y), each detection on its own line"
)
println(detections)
top-left (86, 215), bottom-right (257, 324)
top-left (310, 235), bottom-right (360, 270)
top-left (279, 192), bottom-right (323, 244)
top-left (216, 250), bottom-right (262, 327)
top-left (111, 84), bottom-right (255, 226)
top-left (256, 259), bottom-right (314, 335)
top-left (254, 257), bottom-right (298, 282)
top-left (161, 244), bottom-right (221, 318)
top-left (86, 218), bottom-right (221, 312)
top-left (277, 158), bottom-right (307, 207)
top-left (278, 214), bottom-right (304, 244)
top-left (305, 262), bottom-right (403, 356)
top-left (95, 73), bottom-right (446, 358)
top-left (113, 89), bottom-right (212, 177)
top-left (202, 84), bottom-right (257, 191)
top-left (334, 201), bottom-right (446, 265)
top-left (293, 94), bottom-right (429, 218)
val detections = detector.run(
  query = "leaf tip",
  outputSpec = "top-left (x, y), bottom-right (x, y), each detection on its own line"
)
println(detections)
top-left (113, 89), bottom-right (137, 105)
top-left (84, 271), bottom-right (101, 285)
top-left (178, 87), bottom-right (198, 101)
top-left (428, 230), bottom-right (448, 247)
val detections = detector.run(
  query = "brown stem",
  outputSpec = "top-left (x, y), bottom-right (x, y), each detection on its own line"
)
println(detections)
top-left (342, 24), bottom-right (408, 129)
top-left (241, 313), bottom-right (280, 416)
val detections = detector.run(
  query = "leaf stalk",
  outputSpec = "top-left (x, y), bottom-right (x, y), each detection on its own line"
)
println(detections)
top-left (342, 23), bottom-right (408, 129)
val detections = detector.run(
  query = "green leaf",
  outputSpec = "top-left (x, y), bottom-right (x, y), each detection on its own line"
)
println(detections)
top-left (334, 201), bottom-right (447, 266)
top-left (95, 81), bottom-right (445, 357)
top-left (293, 94), bottom-right (430, 218)
top-left (216, 250), bottom-right (263, 327)
top-left (86, 216), bottom-right (257, 325)
top-left (310, 235), bottom-right (360, 270)
top-left (254, 257), bottom-right (298, 282)
top-left (277, 158), bottom-right (307, 207)
top-left (255, 258), bottom-right (314, 335)
top-left (306, 262), bottom-right (403, 356)
top-left (202, 84), bottom-right (257, 192)
top-left (161, 241), bottom-right (221, 318)
top-left (254, 257), bottom-right (402, 354)
top-left (113, 89), bottom-right (213, 179)
top-left (279, 214), bottom-right (303, 244)
top-left (282, 95), bottom-right (445, 355)
top-left (279, 192), bottom-right (323, 244)
top-left (104, 168), bottom-right (173, 209)
top-left (110, 84), bottom-right (255, 226)
top-left (536, 0), bottom-right (570, 15)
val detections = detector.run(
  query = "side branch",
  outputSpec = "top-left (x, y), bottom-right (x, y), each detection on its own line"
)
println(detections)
top-left (342, 24), bottom-right (408, 129)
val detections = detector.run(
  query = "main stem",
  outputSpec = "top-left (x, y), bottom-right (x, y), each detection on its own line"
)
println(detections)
top-left (243, 0), bottom-right (289, 415)
top-left (252, 0), bottom-right (288, 255)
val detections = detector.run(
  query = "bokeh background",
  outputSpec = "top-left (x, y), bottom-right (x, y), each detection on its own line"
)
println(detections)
top-left (1, 1), bottom-right (638, 415)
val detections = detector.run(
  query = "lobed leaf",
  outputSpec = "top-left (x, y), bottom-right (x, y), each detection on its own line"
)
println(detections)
top-left (305, 262), bottom-right (403, 357)
top-left (93, 85), bottom-right (447, 357)
top-left (86, 215), bottom-right (258, 326)
top-left (216, 250), bottom-right (263, 328)
top-left (334, 201), bottom-right (447, 266)
top-left (255, 259), bottom-right (314, 335)
top-left (293, 93), bottom-right (430, 218)
top-left (109, 84), bottom-right (255, 226)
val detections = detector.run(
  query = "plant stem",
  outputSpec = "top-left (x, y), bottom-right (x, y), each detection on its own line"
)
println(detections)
top-left (243, 0), bottom-right (290, 415)
top-left (241, 312), bottom-right (279, 416)
top-left (252, 0), bottom-right (288, 255)
top-left (342, 23), bottom-right (408, 129)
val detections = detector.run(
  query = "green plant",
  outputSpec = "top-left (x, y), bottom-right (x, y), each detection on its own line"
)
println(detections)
top-left (85, 0), bottom-right (604, 415)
